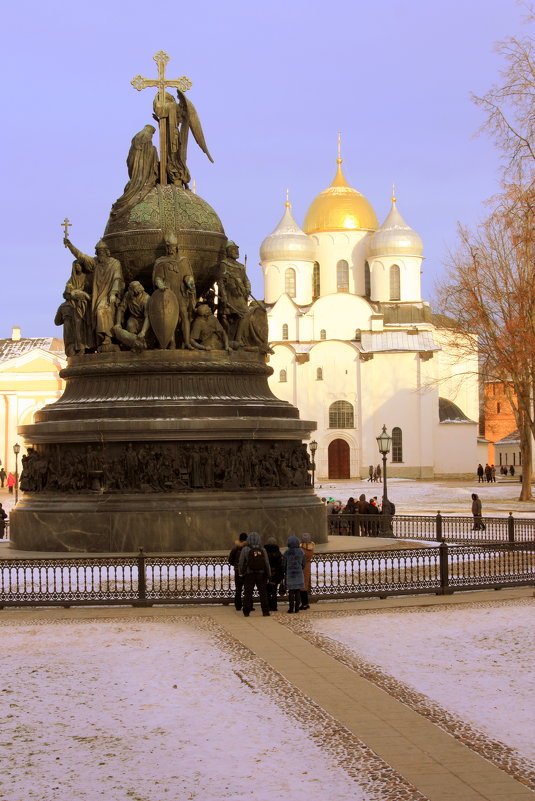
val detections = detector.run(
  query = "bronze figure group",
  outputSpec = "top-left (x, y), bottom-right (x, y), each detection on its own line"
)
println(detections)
top-left (57, 236), bottom-right (270, 356)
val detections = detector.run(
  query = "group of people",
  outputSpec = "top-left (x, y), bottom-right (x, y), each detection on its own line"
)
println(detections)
top-left (367, 464), bottom-right (382, 482)
top-left (476, 464), bottom-right (499, 482)
top-left (228, 532), bottom-right (314, 616)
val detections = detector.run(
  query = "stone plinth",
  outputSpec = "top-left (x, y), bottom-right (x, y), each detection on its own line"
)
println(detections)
top-left (11, 349), bottom-right (326, 552)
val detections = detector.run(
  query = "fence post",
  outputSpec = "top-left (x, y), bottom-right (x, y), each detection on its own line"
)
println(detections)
top-left (508, 513), bottom-right (515, 543)
top-left (439, 541), bottom-right (449, 594)
top-left (436, 511), bottom-right (443, 542)
top-left (137, 546), bottom-right (146, 603)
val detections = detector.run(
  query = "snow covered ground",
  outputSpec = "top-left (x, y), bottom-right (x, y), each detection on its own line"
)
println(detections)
top-left (0, 616), bottom-right (422, 801)
top-left (316, 477), bottom-right (535, 516)
top-left (311, 598), bottom-right (535, 764)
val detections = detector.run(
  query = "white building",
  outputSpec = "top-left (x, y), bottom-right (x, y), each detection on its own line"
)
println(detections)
top-left (260, 153), bottom-right (479, 479)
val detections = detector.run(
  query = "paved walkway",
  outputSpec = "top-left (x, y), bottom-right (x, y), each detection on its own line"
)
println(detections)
top-left (2, 587), bottom-right (533, 800)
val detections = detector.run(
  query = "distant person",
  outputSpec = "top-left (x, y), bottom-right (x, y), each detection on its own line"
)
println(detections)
top-left (510, 465), bottom-right (515, 476)
top-left (282, 536), bottom-right (305, 614)
top-left (477, 464), bottom-right (484, 483)
top-left (344, 497), bottom-right (357, 514)
top-left (368, 497), bottom-right (380, 536)
top-left (265, 537), bottom-right (283, 612)
top-left (238, 532), bottom-right (271, 617)
top-left (228, 532), bottom-right (248, 611)
top-left (7, 472), bottom-right (15, 494)
top-left (368, 465), bottom-right (374, 482)
top-left (471, 493), bottom-right (486, 531)
top-left (356, 493), bottom-right (370, 536)
top-left (491, 465), bottom-right (496, 482)
top-left (0, 467), bottom-right (6, 488)
top-left (299, 533), bottom-right (315, 610)
top-left (0, 503), bottom-right (7, 538)
top-left (376, 464), bottom-right (382, 483)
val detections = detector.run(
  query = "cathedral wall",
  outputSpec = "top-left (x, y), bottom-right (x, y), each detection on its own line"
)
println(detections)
top-left (359, 352), bottom-right (435, 478)
top-left (309, 294), bottom-right (372, 340)
top-left (433, 329), bottom-right (479, 423)
top-left (369, 256), bottom-right (422, 303)
top-left (263, 260), bottom-right (314, 306)
top-left (312, 231), bottom-right (369, 297)
top-left (434, 422), bottom-right (478, 475)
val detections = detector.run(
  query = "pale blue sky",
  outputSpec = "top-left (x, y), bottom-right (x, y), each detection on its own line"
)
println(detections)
top-left (0, 0), bottom-right (529, 336)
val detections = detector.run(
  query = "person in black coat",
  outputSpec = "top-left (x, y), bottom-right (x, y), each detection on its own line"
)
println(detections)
top-left (264, 537), bottom-right (283, 611)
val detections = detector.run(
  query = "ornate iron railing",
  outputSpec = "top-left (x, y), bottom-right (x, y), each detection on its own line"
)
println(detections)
top-left (327, 512), bottom-right (535, 543)
top-left (0, 543), bottom-right (532, 607)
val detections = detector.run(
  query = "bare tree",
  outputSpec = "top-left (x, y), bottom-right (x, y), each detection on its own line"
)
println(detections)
top-left (438, 14), bottom-right (535, 500)
top-left (472, 8), bottom-right (535, 185)
top-left (438, 190), bottom-right (535, 499)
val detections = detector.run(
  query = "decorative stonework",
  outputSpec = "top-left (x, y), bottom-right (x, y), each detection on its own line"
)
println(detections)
top-left (20, 440), bottom-right (312, 494)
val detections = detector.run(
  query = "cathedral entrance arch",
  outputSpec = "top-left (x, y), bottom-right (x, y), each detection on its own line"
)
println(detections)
top-left (328, 439), bottom-right (350, 479)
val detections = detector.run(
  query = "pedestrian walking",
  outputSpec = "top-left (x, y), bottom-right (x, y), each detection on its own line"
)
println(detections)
top-left (299, 533), bottom-right (315, 610)
top-left (7, 472), bottom-right (15, 494)
top-left (376, 463), bottom-right (382, 482)
top-left (282, 536), bottom-right (306, 614)
top-left (368, 465), bottom-right (374, 482)
top-left (228, 532), bottom-right (248, 611)
top-left (265, 537), bottom-right (283, 611)
top-left (471, 493), bottom-right (486, 531)
top-left (491, 465), bottom-right (496, 482)
top-left (238, 532), bottom-right (271, 617)
top-left (0, 467), bottom-right (6, 488)
top-left (477, 464), bottom-right (484, 483)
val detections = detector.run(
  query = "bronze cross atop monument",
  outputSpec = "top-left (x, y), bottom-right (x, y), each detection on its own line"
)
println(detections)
top-left (132, 51), bottom-right (192, 186)
top-left (61, 217), bottom-right (71, 244)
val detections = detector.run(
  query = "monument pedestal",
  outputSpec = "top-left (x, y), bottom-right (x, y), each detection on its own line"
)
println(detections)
top-left (11, 349), bottom-right (326, 552)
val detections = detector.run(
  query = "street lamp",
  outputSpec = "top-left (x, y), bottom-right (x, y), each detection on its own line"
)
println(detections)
top-left (376, 425), bottom-right (392, 521)
top-left (309, 440), bottom-right (318, 487)
top-left (13, 443), bottom-right (21, 504)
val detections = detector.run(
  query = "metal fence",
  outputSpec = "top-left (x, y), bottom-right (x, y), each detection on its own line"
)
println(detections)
top-left (0, 543), bottom-right (532, 607)
top-left (327, 512), bottom-right (535, 543)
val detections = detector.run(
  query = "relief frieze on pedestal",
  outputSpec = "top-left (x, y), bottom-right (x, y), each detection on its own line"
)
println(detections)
top-left (20, 441), bottom-right (312, 494)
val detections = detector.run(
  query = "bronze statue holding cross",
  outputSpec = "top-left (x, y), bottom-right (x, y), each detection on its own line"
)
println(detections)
top-left (131, 50), bottom-right (213, 188)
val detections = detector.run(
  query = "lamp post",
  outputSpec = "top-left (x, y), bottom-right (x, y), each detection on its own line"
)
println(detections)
top-left (309, 440), bottom-right (318, 487)
top-left (13, 443), bottom-right (21, 504)
top-left (376, 425), bottom-right (392, 522)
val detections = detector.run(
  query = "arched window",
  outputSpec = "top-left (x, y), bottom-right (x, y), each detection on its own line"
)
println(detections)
top-left (316, 367), bottom-right (323, 381)
top-left (320, 329), bottom-right (326, 340)
top-left (329, 401), bottom-right (354, 428)
top-left (312, 262), bottom-right (320, 300)
top-left (337, 260), bottom-right (349, 292)
top-left (285, 268), bottom-right (296, 298)
top-left (282, 323), bottom-right (289, 340)
top-left (392, 427), bottom-right (402, 462)
top-left (364, 261), bottom-right (371, 298)
top-left (279, 369), bottom-right (287, 382)
top-left (390, 264), bottom-right (400, 301)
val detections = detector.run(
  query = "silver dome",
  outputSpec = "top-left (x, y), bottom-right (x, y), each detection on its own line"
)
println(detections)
top-left (260, 202), bottom-right (317, 262)
top-left (367, 198), bottom-right (423, 258)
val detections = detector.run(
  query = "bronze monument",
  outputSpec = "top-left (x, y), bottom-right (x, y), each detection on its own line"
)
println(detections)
top-left (11, 51), bottom-right (326, 552)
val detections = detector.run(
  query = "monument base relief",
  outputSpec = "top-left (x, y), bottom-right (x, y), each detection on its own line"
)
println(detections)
top-left (10, 51), bottom-right (326, 552)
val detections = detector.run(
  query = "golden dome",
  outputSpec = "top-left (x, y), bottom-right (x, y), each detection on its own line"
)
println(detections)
top-left (303, 158), bottom-right (378, 234)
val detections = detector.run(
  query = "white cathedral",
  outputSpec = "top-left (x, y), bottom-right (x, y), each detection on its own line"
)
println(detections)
top-left (260, 150), bottom-right (481, 480)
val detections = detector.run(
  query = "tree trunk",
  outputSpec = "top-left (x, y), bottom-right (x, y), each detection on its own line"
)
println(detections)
top-left (518, 421), bottom-right (532, 501)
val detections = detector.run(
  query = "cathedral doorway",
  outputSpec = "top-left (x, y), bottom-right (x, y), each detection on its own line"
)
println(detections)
top-left (328, 439), bottom-right (350, 479)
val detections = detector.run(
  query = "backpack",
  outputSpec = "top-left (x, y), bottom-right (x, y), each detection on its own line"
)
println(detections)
top-left (247, 547), bottom-right (266, 572)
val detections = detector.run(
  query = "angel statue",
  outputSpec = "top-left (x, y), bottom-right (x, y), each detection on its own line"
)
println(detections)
top-left (153, 89), bottom-right (213, 188)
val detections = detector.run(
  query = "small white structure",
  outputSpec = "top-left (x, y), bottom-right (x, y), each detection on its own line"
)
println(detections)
top-left (260, 151), bottom-right (479, 479)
